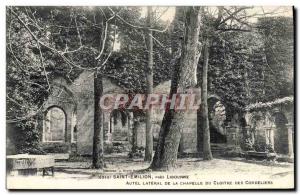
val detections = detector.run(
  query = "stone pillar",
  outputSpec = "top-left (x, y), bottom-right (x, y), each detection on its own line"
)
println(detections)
top-left (286, 123), bottom-right (294, 157)
top-left (264, 127), bottom-right (274, 149)
top-left (109, 114), bottom-right (113, 143)
top-left (127, 113), bottom-right (132, 138)
top-left (65, 107), bottom-right (73, 144)
top-left (103, 112), bottom-right (112, 143)
top-left (127, 112), bottom-right (133, 151)
top-left (264, 127), bottom-right (269, 145)
top-left (64, 105), bottom-right (73, 153)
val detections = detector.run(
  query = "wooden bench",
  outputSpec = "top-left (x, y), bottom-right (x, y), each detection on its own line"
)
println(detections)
top-left (7, 154), bottom-right (55, 176)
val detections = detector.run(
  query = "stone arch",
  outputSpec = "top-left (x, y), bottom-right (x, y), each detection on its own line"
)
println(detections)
top-left (103, 108), bottom-right (135, 153)
top-left (43, 105), bottom-right (67, 142)
top-left (39, 80), bottom-right (77, 154)
top-left (109, 109), bottom-right (132, 142)
top-left (247, 110), bottom-right (275, 129)
top-left (272, 111), bottom-right (290, 154)
top-left (207, 94), bottom-right (222, 110)
top-left (248, 111), bottom-right (263, 128)
top-left (207, 95), bottom-right (227, 143)
top-left (246, 111), bottom-right (267, 145)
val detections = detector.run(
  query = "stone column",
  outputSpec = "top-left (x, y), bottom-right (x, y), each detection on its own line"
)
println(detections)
top-left (103, 112), bottom-right (112, 143)
top-left (127, 113), bottom-right (132, 138)
top-left (65, 107), bottom-right (73, 144)
top-left (109, 113), bottom-right (113, 142)
top-left (107, 113), bottom-right (111, 142)
top-left (235, 126), bottom-right (240, 146)
top-left (266, 127), bottom-right (275, 149)
top-left (263, 127), bottom-right (270, 145)
top-left (127, 112), bottom-right (133, 151)
top-left (286, 123), bottom-right (294, 157)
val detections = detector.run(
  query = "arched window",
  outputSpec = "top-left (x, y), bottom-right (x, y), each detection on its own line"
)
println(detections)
top-left (43, 106), bottom-right (66, 142)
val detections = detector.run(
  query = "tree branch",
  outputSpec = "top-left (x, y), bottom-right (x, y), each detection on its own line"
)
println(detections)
top-left (108, 7), bottom-right (171, 33)
top-left (8, 7), bottom-right (51, 91)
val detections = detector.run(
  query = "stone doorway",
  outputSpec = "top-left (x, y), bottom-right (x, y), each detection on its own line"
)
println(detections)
top-left (208, 99), bottom-right (227, 144)
top-left (43, 106), bottom-right (66, 143)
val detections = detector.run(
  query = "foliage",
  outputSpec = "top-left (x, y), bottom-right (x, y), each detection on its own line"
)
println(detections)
top-left (253, 142), bottom-right (275, 153)
top-left (198, 10), bottom-right (293, 122)
top-left (106, 9), bottom-right (172, 93)
top-left (241, 136), bottom-right (275, 153)
top-left (246, 96), bottom-right (293, 111)
top-left (257, 17), bottom-right (294, 99)
top-left (14, 119), bottom-right (45, 154)
top-left (241, 136), bottom-right (255, 151)
top-left (6, 6), bottom-right (294, 155)
top-left (6, 6), bottom-right (171, 153)
top-left (6, 7), bottom-right (105, 153)
top-left (206, 30), bottom-right (266, 117)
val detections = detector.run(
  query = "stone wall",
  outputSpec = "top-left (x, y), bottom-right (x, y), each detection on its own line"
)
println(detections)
top-left (243, 103), bottom-right (294, 156)
top-left (41, 74), bottom-right (203, 155)
top-left (42, 72), bottom-right (284, 156)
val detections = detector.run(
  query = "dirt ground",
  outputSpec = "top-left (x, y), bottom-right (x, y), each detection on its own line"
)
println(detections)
top-left (7, 154), bottom-right (294, 189)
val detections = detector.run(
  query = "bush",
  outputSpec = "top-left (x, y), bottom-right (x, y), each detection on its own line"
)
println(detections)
top-left (253, 142), bottom-right (274, 153)
top-left (241, 136), bottom-right (254, 151)
top-left (241, 135), bottom-right (274, 153)
top-left (14, 120), bottom-right (45, 155)
top-left (266, 144), bottom-right (275, 153)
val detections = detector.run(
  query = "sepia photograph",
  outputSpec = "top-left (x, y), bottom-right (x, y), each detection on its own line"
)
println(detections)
top-left (5, 5), bottom-right (294, 190)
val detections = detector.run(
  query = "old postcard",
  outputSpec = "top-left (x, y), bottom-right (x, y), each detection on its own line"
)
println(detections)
top-left (6, 6), bottom-right (294, 190)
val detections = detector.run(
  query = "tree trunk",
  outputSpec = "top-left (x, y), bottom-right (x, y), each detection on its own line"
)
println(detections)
top-left (197, 108), bottom-right (203, 157)
top-left (151, 7), bottom-right (184, 170)
top-left (151, 7), bottom-right (202, 170)
top-left (144, 6), bottom-right (154, 162)
top-left (131, 112), bottom-right (139, 154)
top-left (92, 73), bottom-right (105, 169)
top-left (150, 77), bottom-right (179, 168)
top-left (201, 39), bottom-right (213, 160)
